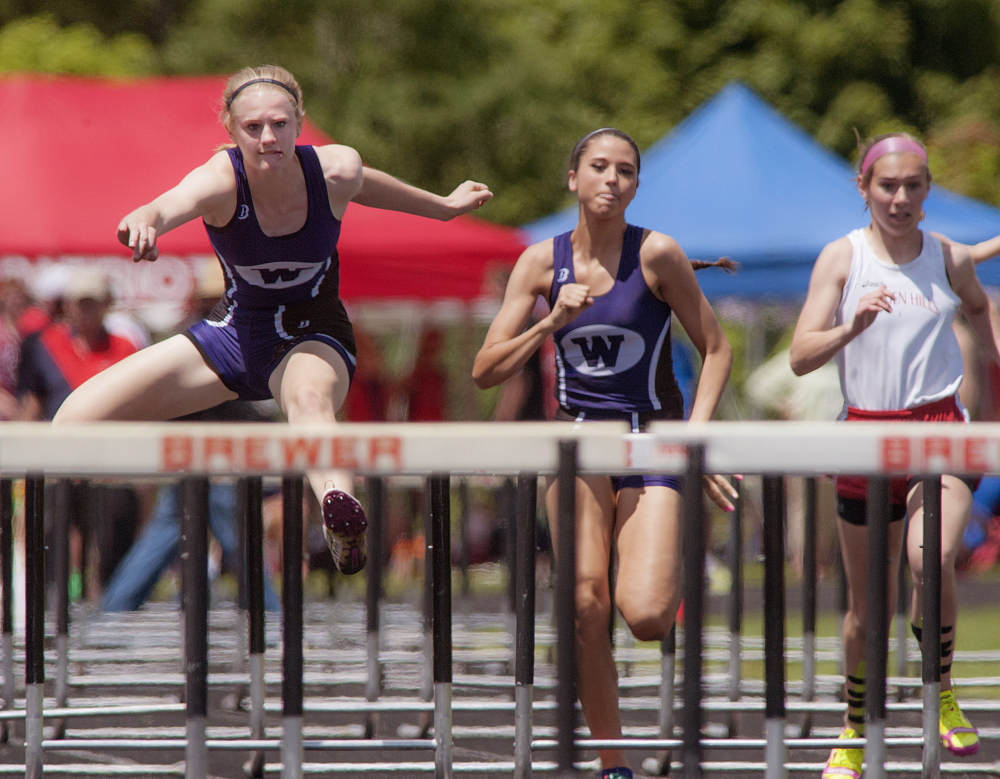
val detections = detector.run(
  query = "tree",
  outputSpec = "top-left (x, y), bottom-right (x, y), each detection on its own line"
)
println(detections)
top-left (0, 15), bottom-right (154, 75)
top-left (6, 0), bottom-right (1000, 217)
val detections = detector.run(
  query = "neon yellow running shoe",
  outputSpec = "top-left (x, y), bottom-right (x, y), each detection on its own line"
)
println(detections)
top-left (822, 727), bottom-right (863, 779)
top-left (940, 689), bottom-right (979, 756)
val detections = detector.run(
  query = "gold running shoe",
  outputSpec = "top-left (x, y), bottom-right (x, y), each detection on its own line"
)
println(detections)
top-left (822, 727), bottom-right (863, 779)
top-left (940, 689), bottom-right (979, 756)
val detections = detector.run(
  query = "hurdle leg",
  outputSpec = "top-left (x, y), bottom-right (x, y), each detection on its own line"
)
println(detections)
top-left (457, 478), bottom-right (471, 605)
top-left (554, 441), bottom-right (578, 777)
top-left (501, 477), bottom-right (518, 676)
top-left (643, 625), bottom-right (676, 777)
top-left (182, 476), bottom-right (210, 779)
top-left (727, 478), bottom-right (744, 739)
top-left (895, 547), bottom-right (910, 700)
top-left (863, 477), bottom-right (891, 779)
top-left (762, 476), bottom-right (787, 779)
top-left (245, 476), bottom-right (267, 778)
top-left (1, 479), bottom-right (14, 744)
top-left (681, 445), bottom-right (706, 779)
top-left (24, 474), bottom-right (44, 779)
top-left (800, 477), bottom-right (817, 738)
top-left (364, 477), bottom-right (385, 740)
top-left (410, 480), bottom-right (434, 740)
top-left (514, 472), bottom-right (537, 779)
top-left (281, 474), bottom-right (305, 779)
top-left (50, 479), bottom-right (72, 740)
top-left (230, 478), bottom-right (250, 712)
top-left (430, 473), bottom-right (453, 779)
top-left (920, 477), bottom-right (942, 779)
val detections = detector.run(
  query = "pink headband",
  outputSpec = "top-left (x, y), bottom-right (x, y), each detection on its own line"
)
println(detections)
top-left (860, 137), bottom-right (927, 176)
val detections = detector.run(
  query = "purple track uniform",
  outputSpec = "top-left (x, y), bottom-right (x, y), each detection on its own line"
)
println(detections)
top-left (185, 145), bottom-right (356, 401)
top-left (549, 224), bottom-right (683, 492)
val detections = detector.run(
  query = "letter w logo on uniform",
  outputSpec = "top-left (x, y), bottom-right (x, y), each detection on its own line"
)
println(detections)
top-left (259, 268), bottom-right (303, 284)
top-left (572, 334), bottom-right (625, 369)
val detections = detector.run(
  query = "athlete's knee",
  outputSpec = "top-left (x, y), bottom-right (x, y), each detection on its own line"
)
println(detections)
top-left (619, 596), bottom-right (677, 642)
top-left (575, 581), bottom-right (611, 637)
top-left (284, 380), bottom-right (334, 419)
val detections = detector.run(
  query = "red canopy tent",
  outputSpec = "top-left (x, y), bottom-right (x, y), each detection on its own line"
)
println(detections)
top-left (0, 74), bottom-right (525, 314)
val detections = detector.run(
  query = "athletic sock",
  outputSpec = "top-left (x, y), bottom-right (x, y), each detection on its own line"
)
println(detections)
top-left (912, 623), bottom-right (953, 676)
top-left (845, 663), bottom-right (866, 734)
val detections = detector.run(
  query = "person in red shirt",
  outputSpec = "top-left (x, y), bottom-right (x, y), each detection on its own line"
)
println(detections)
top-left (18, 270), bottom-right (136, 422)
top-left (401, 328), bottom-right (448, 421)
top-left (17, 268), bottom-right (141, 591)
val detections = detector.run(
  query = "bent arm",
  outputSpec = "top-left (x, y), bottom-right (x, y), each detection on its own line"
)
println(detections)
top-left (948, 243), bottom-right (1000, 368)
top-left (935, 232), bottom-right (1000, 265)
top-left (789, 239), bottom-right (863, 375)
top-left (650, 234), bottom-right (737, 510)
top-left (117, 153), bottom-right (235, 262)
top-left (473, 244), bottom-right (560, 388)
top-left (653, 238), bottom-right (732, 423)
top-left (355, 168), bottom-right (493, 220)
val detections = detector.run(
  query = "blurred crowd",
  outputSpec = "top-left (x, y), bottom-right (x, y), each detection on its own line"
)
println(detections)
top-left (0, 265), bottom-right (552, 612)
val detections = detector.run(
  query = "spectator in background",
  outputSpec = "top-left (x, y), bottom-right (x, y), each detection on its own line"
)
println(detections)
top-left (18, 264), bottom-right (70, 338)
top-left (344, 325), bottom-right (389, 422)
top-left (401, 328), bottom-right (448, 421)
top-left (0, 278), bottom-right (26, 419)
top-left (17, 269), bottom-right (136, 421)
top-left (17, 268), bottom-right (141, 591)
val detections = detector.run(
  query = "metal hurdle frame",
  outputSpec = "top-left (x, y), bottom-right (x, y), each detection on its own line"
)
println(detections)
top-left (0, 420), bottom-right (997, 777)
top-left (0, 421), bottom-right (628, 777)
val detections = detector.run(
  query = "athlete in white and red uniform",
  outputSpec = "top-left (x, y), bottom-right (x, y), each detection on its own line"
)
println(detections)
top-left (791, 134), bottom-right (1000, 778)
top-left (52, 65), bottom-right (493, 575)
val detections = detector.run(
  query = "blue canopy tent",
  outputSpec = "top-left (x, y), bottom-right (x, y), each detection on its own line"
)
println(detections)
top-left (524, 82), bottom-right (1000, 299)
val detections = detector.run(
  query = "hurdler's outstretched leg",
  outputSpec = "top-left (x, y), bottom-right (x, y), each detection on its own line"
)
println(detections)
top-left (269, 341), bottom-right (367, 575)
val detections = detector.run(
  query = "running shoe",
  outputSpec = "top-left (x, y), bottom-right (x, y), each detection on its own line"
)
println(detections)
top-left (322, 489), bottom-right (368, 575)
top-left (822, 727), bottom-right (863, 779)
top-left (940, 689), bottom-right (979, 756)
top-left (600, 769), bottom-right (633, 779)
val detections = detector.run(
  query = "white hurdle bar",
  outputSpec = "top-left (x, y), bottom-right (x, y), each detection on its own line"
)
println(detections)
top-left (0, 419), bottom-right (997, 778)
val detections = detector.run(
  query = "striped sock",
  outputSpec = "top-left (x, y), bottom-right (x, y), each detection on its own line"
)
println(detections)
top-left (845, 663), bottom-right (866, 734)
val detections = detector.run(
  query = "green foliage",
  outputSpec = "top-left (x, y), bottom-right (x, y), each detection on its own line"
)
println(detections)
top-left (7, 0), bottom-right (1000, 215)
top-left (0, 15), bottom-right (155, 74)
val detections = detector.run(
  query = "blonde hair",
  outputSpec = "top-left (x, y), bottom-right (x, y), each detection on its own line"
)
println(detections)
top-left (219, 65), bottom-right (305, 138)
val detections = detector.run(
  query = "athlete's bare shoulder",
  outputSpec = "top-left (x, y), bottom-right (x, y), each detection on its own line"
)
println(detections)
top-left (521, 238), bottom-right (556, 270)
top-left (313, 144), bottom-right (364, 185)
top-left (196, 149), bottom-right (240, 190)
top-left (813, 234), bottom-right (854, 283)
top-left (168, 150), bottom-right (239, 226)
top-left (506, 238), bottom-right (556, 298)
top-left (638, 229), bottom-right (689, 277)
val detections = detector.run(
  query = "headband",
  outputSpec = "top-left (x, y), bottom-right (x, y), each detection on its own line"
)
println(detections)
top-left (571, 127), bottom-right (641, 172)
top-left (860, 137), bottom-right (927, 176)
top-left (575, 127), bottom-right (619, 150)
top-left (226, 78), bottom-right (298, 109)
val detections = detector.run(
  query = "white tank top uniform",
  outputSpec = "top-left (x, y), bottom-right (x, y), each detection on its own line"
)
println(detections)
top-left (835, 229), bottom-right (964, 414)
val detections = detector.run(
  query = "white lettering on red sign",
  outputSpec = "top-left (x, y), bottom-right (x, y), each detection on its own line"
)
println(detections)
top-left (880, 436), bottom-right (1000, 473)
top-left (162, 435), bottom-right (403, 473)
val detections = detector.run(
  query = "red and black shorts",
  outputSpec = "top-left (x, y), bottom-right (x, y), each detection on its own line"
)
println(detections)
top-left (835, 396), bottom-right (980, 526)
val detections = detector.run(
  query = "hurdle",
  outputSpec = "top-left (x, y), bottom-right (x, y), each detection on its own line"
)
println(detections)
top-left (0, 420), bottom-right (998, 777)
top-left (0, 421), bottom-right (629, 777)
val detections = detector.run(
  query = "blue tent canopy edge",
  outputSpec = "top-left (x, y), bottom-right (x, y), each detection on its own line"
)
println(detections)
top-left (522, 82), bottom-right (1000, 299)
